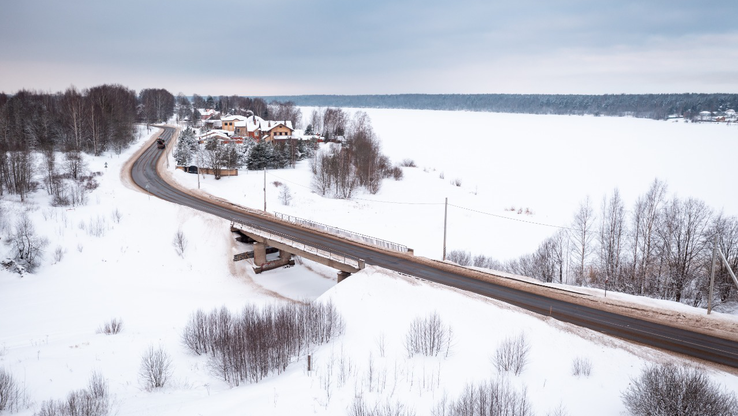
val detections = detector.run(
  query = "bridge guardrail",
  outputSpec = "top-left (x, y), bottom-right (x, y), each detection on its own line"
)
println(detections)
top-left (274, 212), bottom-right (409, 253)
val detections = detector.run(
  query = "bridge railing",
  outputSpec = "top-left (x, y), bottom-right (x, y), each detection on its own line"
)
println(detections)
top-left (274, 212), bottom-right (409, 253)
top-left (231, 220), bottom-right (362, 270)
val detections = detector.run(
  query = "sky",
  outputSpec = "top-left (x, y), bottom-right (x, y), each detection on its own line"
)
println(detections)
top-left (1, 0), bottom-right (737, 96)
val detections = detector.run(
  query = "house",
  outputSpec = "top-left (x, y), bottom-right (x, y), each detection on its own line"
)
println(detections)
top-left (219, 114), bottom-right (294, 143)
top-left (261, 120), bottom-right (294, 142)
top-left (220, 115), bottom-right (249, 132)
top-left (697, 111), bottom-right (713, 121)
top-left (197, 130), bottom-right (231, 144)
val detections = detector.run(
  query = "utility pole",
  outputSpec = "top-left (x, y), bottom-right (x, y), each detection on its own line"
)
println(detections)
top-left (263, 167), bottom-right (267, 212)
top-left (443, 197), bottom-right (448, 261)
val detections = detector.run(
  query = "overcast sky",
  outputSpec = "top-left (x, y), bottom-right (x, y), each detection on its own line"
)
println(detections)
top-left (1, 0), bottom-right (736, 96)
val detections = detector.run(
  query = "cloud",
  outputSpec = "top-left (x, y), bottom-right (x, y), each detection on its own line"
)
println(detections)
top-left (1, 0), bottom-right (736, 94)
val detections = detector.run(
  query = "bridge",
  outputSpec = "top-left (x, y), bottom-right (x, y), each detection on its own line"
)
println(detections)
top-left (231, 220), bottom-right (364, 280)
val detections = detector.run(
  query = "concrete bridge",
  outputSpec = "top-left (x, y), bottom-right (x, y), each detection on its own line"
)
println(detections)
top-left (231, 220), bottom-right (365, 282)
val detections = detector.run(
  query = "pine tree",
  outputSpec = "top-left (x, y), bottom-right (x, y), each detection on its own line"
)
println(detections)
top-left (247, 142), bottom-right (269, 170)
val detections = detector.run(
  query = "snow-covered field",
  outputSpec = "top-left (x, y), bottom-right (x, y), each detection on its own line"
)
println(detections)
top-left (1, 113), bottom-right (737, 416)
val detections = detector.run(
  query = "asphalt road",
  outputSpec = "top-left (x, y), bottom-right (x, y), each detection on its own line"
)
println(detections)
top-left (131, 126), bottom-right (738, 369)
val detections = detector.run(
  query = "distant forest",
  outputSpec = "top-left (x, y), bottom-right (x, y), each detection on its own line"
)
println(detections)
top-left (255, 93), bottom-right (738, 120)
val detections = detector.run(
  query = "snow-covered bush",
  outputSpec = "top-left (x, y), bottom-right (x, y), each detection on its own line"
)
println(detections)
top-left (4, 213), bottom-right (48, 272)
top-left (493, 333), bottom-right (530, 376)
top-left (404, 312), bottom-right (452, 358)
top-left (139, 345), bottom-right (172, 390)
top-left (571, 356), bottom-right (592, 377)
top-left (622, 363), bottom-right (738, 416)
top-left (432, 378), bottom-right (533, 416)
top-left (279, 185), bottom-right (292, 206)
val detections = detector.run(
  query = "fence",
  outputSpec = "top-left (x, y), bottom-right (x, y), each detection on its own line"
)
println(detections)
top-left (274, 212), bottom-right (409, 253)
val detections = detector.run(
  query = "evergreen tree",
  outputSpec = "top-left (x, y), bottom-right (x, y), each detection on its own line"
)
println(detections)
top-left (174, 128), bottom-right (197, 166)
top-left (246, 142), bottom-right (269, 170)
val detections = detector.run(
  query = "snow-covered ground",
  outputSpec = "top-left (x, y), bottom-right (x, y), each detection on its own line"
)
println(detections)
top-left (1, 113), bottom-right (737, 415)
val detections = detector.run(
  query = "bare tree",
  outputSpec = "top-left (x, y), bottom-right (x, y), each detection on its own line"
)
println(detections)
top-left (571, 196), bottom-right (595, 285)
top-left (657, 197), bottom-right (712, 302)
top-left (5, 213), bottom-right (48, 271)
top-left (631, 179), bottom-right (667, 295)
top-left (599, 189), bottom-right (626, 289)
top-left (279, 185), bottom-right (292, 206)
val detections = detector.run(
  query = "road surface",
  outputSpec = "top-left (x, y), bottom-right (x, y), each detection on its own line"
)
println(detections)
top-left (130, 126), bottom-right (738, 370)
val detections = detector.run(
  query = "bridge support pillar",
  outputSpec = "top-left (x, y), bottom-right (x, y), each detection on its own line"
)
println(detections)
top-left (253, 242), bottom-right (267, 266)
top-left (337, 271), bottom-right (351, 283)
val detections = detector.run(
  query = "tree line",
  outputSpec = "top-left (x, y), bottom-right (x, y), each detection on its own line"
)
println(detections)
top-left (256, 93), bottom-right (738, 120)
top-left (0, 85), bottom-right (177, 201)
top-left (451, 179), bottom-right (738, 306)
top-left (180, 94), bottom-right (301, 130)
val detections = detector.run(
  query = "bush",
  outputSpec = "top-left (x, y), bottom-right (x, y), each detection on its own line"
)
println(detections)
top-left (622, 363), bottom-right (738, 416)
top-left (182, 301), bottom-right (344, 386)
top-left (172, 229), bottom-right (187, 257)
top-left (400, 158), bottom-right (416, 167)
top-left (446, 250), bottom-right (472, 266)
top-left (571, 357), bottom-right (592, 377)
top-left (433, 378), bottom-right (533, 416)
top-left (139, 346), bottom-right (172, 390)
top-left (35, 372), bottom-right (109, 416)
top-left (97, 318), bottom-right (123, 335)
top-left (0, 368), bottom-right (25, 412)
top-left (350, 396), bottom-right (416, 416)
top-left (404, 312), bottom-right (452, 357)
top-left (493, 333), bottom-right (530, 376)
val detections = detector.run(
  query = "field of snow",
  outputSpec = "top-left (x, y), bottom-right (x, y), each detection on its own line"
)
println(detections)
top-left (1, 113), bottom-right (737, 415)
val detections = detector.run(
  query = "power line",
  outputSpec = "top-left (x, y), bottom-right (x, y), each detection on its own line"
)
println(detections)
top-left (265, 171), bottom-right (571, 230)
top-left (448, 203), bottom-right (572, 231)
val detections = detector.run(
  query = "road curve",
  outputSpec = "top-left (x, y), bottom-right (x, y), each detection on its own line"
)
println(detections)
top-left (132, 126), bottom-right (738, 369)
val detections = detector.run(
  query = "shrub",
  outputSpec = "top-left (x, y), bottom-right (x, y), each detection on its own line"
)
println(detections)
top-left (182, 301), bottom-right (344, 386)
top-left (451, 178), bottom-right (462, 187)
top-left (139, 346), bottom-right (172, 390)
top-left (622, 363), bottom-right (738, 416)
top-left (493, 333), bottom-right (530, 376)
top-left (350, 396), bottom-right (416, 416)
top-left (433, 378), bottom-right (533, 416)
top-left (400, 159), bottom-right (416, 167)
top-left (446, 250), bottom-right (472, 266)
top-left (97, 318), bottom-right (123, 335)
top-left (35, 372), bottom-right (109, 416)
top-left (571, 357), bottom-right (592, 377)
top-left (404, 312), bottom-right (453, 357)
top-left (172, 229), bottom-right (187, 257)
top-left (0, 368), bottom-right (25, 412)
